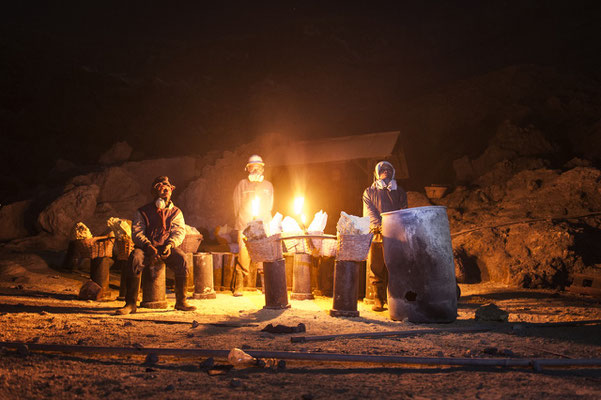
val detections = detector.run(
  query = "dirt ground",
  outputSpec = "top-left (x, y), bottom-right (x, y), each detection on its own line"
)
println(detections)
top-left (1, 266), bottom-right (601, 399)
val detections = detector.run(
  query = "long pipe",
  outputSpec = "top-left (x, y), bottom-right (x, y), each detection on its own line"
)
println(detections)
top-left (1, 342), bottom-right (601, 369)
top-left (290, 326), bottom-right (491, 343)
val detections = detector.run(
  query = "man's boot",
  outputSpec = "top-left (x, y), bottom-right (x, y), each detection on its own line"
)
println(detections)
top-left (232, 268), bottom-right (244, 297)
top-left (371, 286), bottom-right (387, 312)
top-left (175, 275), bottom-right (196, 311)
top-left (116, 273), bottom-right (141, 315)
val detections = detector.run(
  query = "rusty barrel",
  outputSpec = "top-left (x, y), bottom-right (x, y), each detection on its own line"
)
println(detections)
top-left (193, 253), bottom-right (216, 299)
top-left (290, 253), bottom-right (314, 300)
top-left (330, 260), bottom-right (360, 317)
top-left (211, 252), bottom-right (225, 290)
top-left (262, 258), bottom-right (290, 309)
top-left (381, 206), bottom-right (457, 323)
top-left (140, 258), bottom-right (168, 309)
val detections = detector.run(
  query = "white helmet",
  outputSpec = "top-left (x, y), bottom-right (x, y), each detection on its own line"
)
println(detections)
top-left (246, 154), bottom-right (264, 168)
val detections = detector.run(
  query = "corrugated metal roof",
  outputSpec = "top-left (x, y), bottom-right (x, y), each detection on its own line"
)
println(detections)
top-left (265, 131), bottom-right (400, 166)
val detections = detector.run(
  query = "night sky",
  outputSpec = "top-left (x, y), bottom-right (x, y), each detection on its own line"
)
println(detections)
top-left (2, 1), bottom-right (601, 201)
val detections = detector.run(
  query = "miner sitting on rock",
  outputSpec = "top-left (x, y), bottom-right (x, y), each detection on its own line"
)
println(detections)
top-left (117, 176), bottom-right (196, 315)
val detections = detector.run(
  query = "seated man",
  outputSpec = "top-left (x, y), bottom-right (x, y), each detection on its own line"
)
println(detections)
top-left (117, 176), bottom-right (196, 315)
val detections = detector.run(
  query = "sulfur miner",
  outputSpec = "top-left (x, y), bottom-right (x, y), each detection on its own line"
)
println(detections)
top-left (362, 161), bottom-right (408, 312)
top-left (116, 176), bottom-right (196, 314)
top-left (232, 155), bottom-right (274, 296)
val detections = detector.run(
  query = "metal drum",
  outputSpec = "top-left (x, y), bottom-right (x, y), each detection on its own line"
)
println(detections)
top-left (381, 206), bottom-right (457, 323)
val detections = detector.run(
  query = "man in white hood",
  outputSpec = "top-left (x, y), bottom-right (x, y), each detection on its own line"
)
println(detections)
top-left (232, 155), bottom-right (274, 296)
top-left (362, 161), bottom-right (408, 311)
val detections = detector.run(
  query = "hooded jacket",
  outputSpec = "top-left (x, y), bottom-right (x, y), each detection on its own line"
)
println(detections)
top-left (362, 161), bottom-right (408, 228)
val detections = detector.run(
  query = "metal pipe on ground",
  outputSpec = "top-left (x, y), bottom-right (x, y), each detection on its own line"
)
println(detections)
top-left (1, 342), bottom-right (601, 370)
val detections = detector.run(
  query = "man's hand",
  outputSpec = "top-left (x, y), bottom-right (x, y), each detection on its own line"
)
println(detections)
top-left (370, 225), bottom-right (382, 235)
top-left (161, 243), bottom-right (172, 259)
top-left (144, 244), bottom-right (158, 258)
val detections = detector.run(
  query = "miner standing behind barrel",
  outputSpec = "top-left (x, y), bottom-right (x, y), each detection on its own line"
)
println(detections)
top-left (232, 155), bottom-right (274, 296)
top-left (116, 176), bottom-right (196, 315)
top-left (362, 161), bottom-right (408, 311)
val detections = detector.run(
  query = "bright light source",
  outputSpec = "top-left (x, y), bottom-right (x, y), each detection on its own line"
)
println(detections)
top-left (293, 196), bottom-right (304, 216)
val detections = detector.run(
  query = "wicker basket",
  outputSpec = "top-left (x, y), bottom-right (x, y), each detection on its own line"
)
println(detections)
top-left (281, 231), bottom-right (311, 254)
top-left (114, 239), bottom-right (134, 261)
top-left (320, 238), bottom-right (337, 258)
top-left (179, 233), bottom-right (203, 254)
top-left (336, 233), bottom-right (374, 261)
top-left (76, 235), bottom-right (116, 259)
top-left (245, 234), bottom-right (283, 263)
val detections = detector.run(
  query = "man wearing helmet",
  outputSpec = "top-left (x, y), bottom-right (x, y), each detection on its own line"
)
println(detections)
top-left (232, 155), bottom-right (274, 296)
top-left (116, 176), bottom-right (196, 314)
top-left (362, 161), bottom-right (408, 312)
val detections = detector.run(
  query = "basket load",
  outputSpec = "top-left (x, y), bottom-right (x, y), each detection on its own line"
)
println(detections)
top-left (107, 217), bottom-right (133, 260)
top-left (335, 212), bottom-right (373, 261)
top-left (71, 222), bottom-right (116, 259)
top-left (243, 220), bottom-right (283, 263)
top-left (179, 225), bottom-right (203, 253)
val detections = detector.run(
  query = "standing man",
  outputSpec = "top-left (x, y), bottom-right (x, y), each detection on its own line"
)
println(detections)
top-left (362, 161), bottom-right (408, 311)
top-left (232, 155), bottom-right (274, 296)
top-left (117, 176), bottom-right (196, 315)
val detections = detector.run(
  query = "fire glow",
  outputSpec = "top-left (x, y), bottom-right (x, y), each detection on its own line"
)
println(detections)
top-left (251, 196), bottom-right (260, 219)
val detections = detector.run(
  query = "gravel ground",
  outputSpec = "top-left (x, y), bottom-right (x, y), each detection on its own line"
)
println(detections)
top-left (1, 269), bottom-right (601, 399)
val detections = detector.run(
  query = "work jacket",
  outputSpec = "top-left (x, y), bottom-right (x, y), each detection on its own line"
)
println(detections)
top-left (132, 201), bottom-right (186, 249)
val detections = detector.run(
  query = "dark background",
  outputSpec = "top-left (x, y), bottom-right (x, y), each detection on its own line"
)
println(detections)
top-left (2, 1), bottom-right (601, 202)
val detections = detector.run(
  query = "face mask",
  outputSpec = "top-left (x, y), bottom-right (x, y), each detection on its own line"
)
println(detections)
top-left (155, 198), bottom-right (166, 209)
top-left (248, 173), bottom-right (264, 182)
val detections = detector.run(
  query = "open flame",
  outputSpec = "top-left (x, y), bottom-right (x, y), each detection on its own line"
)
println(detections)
top-left (251, 196), bottom-right (260, 219)
top-left (293, 196), bottom-right (304, 216)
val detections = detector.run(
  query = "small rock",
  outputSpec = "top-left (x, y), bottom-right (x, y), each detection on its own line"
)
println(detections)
top-left (77, 339), bottom-right (86, 345)
top-left (499, 349), bottom-right (515, 357)
top-left (199, 357), bottom-right (215, 369)
top-left (144, 353), bottom-right (159, 366)
top-left (133, 343), bottom-right (144, 349)
top-left (145, 368), bottom-right (155, 372)
top-left (123, 321), bottom-right (133, 327)
top-left (16, 344), bottom-right (30, 357)
top-left (191, 320), bottom-right (200, 328)
top-left (28, 337), bottom-right (40, 344)
top-left (39, 311), bottom-right (49, 316)
top-left (475, 303), bottom-right (509, 322)
top-left (277, 360), bottom-right (286, 369)
top-left (482, 347), bottom-right (498, 355)
top-left (165, 384), bottom-right (175, 391)
top-left (229, 379), bottom-right (242, 388)
top-left (78, 281), bottom-right (103, 301)
top-left (186, 333), bottom-right (194, 338)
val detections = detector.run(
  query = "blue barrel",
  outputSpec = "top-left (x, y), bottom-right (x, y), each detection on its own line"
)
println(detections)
top-left (381, 206), bottom-right (457, 323)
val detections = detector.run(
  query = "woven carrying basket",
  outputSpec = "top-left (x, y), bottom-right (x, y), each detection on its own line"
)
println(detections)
top-left (245, 234), bottom-right (283, 263)
top-left (114, 239), bottom-right (133, 261)
top-left (336, 233), bottom-right (374, 261)
top-left (320, 238), bottom-right (337, 257)
top-left (77, 236), bottom-right (115, 259)
top-left (281, 231), bottom-right (311, 254)
top-left (179, 234), bottom-right (203, 254)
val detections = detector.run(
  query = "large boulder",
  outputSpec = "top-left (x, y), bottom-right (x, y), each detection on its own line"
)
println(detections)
top-left (37, 185), bottom-right (100, 238)
top-left (0, 200), bottom-right (32, 241)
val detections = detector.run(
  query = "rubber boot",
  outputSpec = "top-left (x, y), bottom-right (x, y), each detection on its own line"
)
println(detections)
top-left (116, 272), bottom-right (141, 315)
top-left (175, 276), bottom-right (196, 311)
top-left (371, 286), bottom-right (387, 312)
top-left (232, 268), bottom-right (244, 297)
